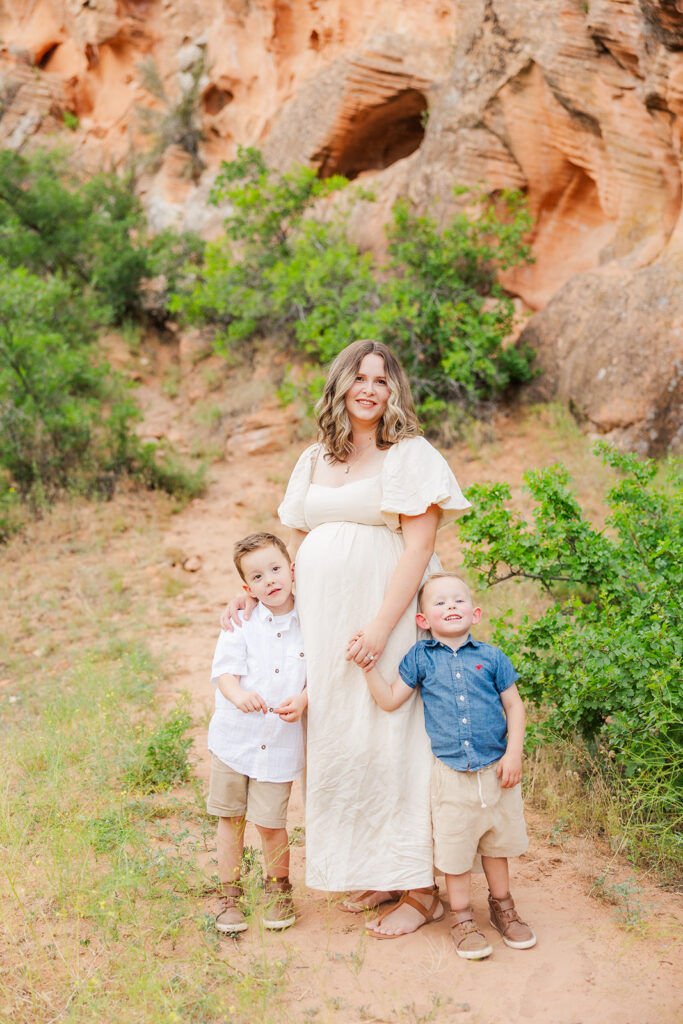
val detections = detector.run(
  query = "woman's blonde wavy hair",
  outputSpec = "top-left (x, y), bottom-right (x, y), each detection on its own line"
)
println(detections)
top-left (315, 340), bottom-right (421, 463)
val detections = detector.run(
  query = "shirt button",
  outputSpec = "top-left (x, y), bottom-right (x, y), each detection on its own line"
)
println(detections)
top-left (261, 744), bottom-right (266, 750)
top-left (456, 673), bottom-right (461, 678)
top-left (464, 741), bottom-right (469, 746)
top-left (299, 652), bottom-right (304, 657)
top-left (462, 718), bottom-right (467, 723)
top-left (277, 632), bottom-right (281, 638)
top-left (460, 696), bottom-right (465, 702)
top-left (268, 707), bottom-right (274, 713)
top-left (268, 617), bottom-right (272, 622)
top-left (275, 668), bottom-right (280, 673)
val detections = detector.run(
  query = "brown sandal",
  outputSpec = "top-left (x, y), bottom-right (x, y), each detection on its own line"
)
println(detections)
top-left (339, 890), bottom-right (402, 914)
top-left (365, 885), bottom-right (444, 939)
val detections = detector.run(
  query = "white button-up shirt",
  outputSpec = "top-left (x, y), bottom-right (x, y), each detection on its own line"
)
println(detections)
top-left (208, 601), bottom-right (306, 782)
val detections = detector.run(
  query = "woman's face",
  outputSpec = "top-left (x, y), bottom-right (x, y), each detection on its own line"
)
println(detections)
top-left (344, 353), bottom-right (391, 431)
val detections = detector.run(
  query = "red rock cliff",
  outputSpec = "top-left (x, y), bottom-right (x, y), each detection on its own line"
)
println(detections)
top-left (0, 0), bottom-right (681, 452)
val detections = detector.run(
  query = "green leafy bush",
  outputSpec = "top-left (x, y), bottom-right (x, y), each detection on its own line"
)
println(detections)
top-left (0, 263), bottom-right (138, 498)
top-left (0, 148), bottom-right (203, 325)
top-left (125, 704), bottom-right (194, 793)
top-left (174, 147), bottom-right (349, 342)
top-left (172, 147), bottom-right (534, 426)
top-left (0, 475), bottom-right (23, 542)
top-left (460, 445), bottom-right (683, 869)
top-left (0, 261), bottom-right (205, 505)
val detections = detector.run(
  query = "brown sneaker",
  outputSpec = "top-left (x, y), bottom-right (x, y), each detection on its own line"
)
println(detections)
top-left (263, 877), bottom-right (296, 930)
top-left (449, 907), bottom-right (493, 960)
top-left (215, 884), bottom-right (247, 935)
top-left (488, 893), bottom-right (536, 949)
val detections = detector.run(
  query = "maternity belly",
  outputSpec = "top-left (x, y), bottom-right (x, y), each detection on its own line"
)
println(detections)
top-left (294, 521), bottom-right (434, 890)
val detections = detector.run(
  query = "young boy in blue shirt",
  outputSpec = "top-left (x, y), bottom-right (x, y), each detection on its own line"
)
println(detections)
top-left (360, 571), bottom-right (535, 959)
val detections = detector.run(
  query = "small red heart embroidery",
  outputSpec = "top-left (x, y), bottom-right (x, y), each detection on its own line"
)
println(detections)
top-left (476, 665), bottom-right (483, 670)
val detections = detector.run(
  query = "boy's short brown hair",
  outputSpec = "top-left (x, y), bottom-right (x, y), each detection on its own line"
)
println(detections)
top-left (233, 532), bottom-right (291, 580)
top-left (417, 572), bottom-right (473, 612)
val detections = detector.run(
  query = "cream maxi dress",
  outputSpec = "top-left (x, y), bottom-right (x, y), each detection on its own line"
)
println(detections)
top-left (278, 435), bottom-right (471, 892)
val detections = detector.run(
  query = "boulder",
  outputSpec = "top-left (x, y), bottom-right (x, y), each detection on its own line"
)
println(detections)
top-left (520, 257), bottom-right (683, 453)
top-left (226, 402), bottom-right (302, 457)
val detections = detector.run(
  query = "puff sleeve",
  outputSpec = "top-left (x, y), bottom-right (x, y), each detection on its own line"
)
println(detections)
top-left (380, 436), bottom-right (471, 532)
top-left (277, 443), bottom-right (320, 531)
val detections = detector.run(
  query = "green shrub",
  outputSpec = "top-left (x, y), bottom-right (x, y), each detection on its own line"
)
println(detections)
top-left (125, 704), bottom-right (194, 793)
top-left (135, 441), bottom-right (207, 502)
top-left (0, 261), bottom-right (206, 506)
top-left (137, 54), bottom-right (206, 179)
top-left (460, 444), bottom-right (683, 869)
top-left (0, 147), bottom-right (203, 325)
top-left (171, 147), bottom-right (534, 425)
top-left (0, 474), bottom-right (23, 542)
top-left (0, 263), bottom-right (137, 498)
top-left (173, 146), bottom-right (349, 343)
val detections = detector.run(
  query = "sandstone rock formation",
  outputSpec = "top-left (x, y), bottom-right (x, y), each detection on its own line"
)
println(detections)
top-left (0, 0), bottom-right (681, 451)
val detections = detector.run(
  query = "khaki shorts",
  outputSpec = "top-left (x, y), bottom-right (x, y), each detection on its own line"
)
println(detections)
top-left (207, 754), bottom-right (292, 829)
top-left (431, 756), bottom-right (528, 875)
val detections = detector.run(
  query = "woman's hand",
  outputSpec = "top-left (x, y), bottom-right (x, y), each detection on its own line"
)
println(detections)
top-left (345, 619), bottom-right (390, 667)
top-left (220, 593), bottom-right (257, 631)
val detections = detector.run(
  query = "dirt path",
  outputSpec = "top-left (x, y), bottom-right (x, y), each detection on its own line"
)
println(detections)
top-left (151, 426), bottom-right (682, 1024)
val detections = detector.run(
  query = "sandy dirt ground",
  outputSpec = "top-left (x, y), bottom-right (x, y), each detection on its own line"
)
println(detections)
top-left (4, 363), bottom-right (680, 1023)
top-left (146, 422), bottom-right (682, 1024)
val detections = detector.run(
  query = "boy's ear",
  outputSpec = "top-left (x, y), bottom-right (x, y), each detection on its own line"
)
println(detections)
top-left (415, 611), bottom-right (430, 631)
top-left (242, 582), bottom-right (254, 598)
top-left (472, 606), bottom-right (482, 624)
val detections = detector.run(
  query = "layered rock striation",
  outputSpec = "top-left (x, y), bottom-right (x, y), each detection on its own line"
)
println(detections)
top-left (0, 0), bottom-right (680, 451)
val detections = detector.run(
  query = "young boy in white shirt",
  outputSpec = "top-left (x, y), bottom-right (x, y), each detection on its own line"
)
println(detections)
top-left (208, 532), bottom-right (307, 934)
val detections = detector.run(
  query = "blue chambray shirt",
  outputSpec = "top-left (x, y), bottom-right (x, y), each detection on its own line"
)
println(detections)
top-left (399, 635), bottom-right (519, 772)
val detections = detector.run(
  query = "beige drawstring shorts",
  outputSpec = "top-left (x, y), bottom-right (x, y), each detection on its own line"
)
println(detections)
top-left (431, 756), bottom-right (529, 875)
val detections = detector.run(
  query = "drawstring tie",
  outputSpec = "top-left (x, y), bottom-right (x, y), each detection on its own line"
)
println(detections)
top-left (477, 771), bottom-right (487, 808)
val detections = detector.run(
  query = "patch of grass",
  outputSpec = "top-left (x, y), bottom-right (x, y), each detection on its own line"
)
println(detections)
top-left (137, 443), bottom-right (207, 502)
top-left (162, 364), bottom-right (181, 398)
top-left (124, 700), bottom-right (194, 793)
top-left (163, 574), bottom-right (188, 598)
top-left (194, 400), bottom-right (224, 430)
top-left (118, 319), bottom-right (144, 354)
top-left (201, 365), bottom-right (222, 390)
top-left (590, 873), bottom-right (650, 930)
top-left (548, 815), bottom-right (570, 847)
top-left (524, 735), bottom-right (682, 884)
top-left (0, 637), bottom-right (274, 1023)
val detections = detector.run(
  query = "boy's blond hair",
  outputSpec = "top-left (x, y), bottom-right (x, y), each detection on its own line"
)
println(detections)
top-left (233, 532), bottom-right (291, 581)
top-left (417, 572), bottom-right (473, 612)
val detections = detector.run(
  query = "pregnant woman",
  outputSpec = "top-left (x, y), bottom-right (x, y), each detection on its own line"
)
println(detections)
top-left (224, 340), bottom-right (470, 934)
top-left (275, 339), bottom-right (471, 935)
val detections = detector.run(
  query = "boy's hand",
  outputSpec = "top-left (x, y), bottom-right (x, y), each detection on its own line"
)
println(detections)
top-left (496, 752), bottom-right (522, 788)
top-left (274, 691), bottom-right (308, 722)
top-left (220, 594), bottom-right (257, 631)
top-left (230, 690), bottom-right (267, 714)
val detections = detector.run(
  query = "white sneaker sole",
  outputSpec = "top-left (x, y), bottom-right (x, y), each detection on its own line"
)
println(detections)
top-left (263, 914), bottom-right (296, 930)
top-left (216, 920), bottom-right (248, 934)
top-left (454, 944), bottom-right (493, 960)
top-left (501, 934), bottom-right (536, 949)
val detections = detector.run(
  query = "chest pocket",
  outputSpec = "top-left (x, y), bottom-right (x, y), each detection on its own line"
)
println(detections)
top-left (285, 647), bottom-right (307, 691)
